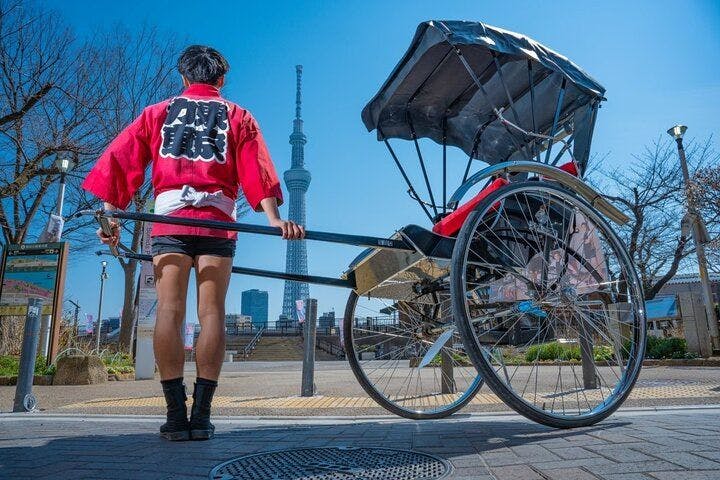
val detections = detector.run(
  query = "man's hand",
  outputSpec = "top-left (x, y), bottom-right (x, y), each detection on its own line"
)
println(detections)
top-left (269, 218), bottom-right (305, 240)
top-left (260, 197), bottom-right (305, 240)
top-left (97, 220), bottom-right (120, 246)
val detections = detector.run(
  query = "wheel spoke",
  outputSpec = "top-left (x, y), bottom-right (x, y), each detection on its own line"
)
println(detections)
top-left (346, 288), bottom-right (482, 418)
top-left (454, 183), bottom-right (644, 426)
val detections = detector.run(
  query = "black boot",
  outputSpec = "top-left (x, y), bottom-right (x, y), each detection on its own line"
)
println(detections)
top-left (160, 378), bottom-right (190, 441)
top-left (189, 378), bottom-right (217, 440)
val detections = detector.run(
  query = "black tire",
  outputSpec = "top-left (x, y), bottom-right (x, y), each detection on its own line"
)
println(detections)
top-left (451, 181), bottom-right (646, 428)
top-left (343, 290), bottom-right (484, 420)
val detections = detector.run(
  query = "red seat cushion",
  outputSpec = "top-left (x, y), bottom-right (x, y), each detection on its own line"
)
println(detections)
top-left (432, 178), bottom-right (509, 237)
top-left (557, 160), bottom-right (579, 176)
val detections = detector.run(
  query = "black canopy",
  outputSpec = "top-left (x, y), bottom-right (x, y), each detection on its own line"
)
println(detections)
top-left (362, 21), bottom-right (606, 171)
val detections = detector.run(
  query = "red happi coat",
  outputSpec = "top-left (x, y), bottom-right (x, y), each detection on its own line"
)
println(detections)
top-left (82, 83), bottom-right (283, 239)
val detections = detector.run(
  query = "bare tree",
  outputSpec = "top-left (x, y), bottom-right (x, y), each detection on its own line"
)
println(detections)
top-left (0, 1), bottom-right (114, 246)
top-left (595, 137), bottom-right (719, 299)
top-left (65, 26), bottom-right (181, 352)
top-left (689, 163), bottom-right (720, 272)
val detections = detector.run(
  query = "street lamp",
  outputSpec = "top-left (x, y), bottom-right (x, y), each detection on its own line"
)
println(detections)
top-left (667, 124), bottom-right (718, 351)
top-left (39, 155), bottom-right (76, 243)
top-left (95, 260), bottom-right (108, 352)
top-left (54, 156), bottom-right (74, 216)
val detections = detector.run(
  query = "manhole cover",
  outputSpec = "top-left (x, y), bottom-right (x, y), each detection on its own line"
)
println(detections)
top-left (209, 446), bottom-right (452, 480)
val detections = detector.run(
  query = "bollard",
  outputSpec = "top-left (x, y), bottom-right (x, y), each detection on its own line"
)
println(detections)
top-left (13, 298), bottom-right (44, 412)
top-left (301, 298), bottom-right (318, 397)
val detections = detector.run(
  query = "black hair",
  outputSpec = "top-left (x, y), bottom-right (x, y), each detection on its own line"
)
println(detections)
top-left (177, 45), bottom-right (229, 85)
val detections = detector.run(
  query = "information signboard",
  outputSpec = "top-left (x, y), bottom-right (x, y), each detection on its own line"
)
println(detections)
top-left (0, 242), bottom-right (69, 361)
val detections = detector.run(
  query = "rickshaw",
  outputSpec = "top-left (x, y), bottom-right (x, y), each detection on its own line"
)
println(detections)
top-left (85, 20), bottom-right (646, 428)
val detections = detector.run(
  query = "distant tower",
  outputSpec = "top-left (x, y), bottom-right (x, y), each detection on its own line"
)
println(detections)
top-left (281, 65), bottom-right (310, 323)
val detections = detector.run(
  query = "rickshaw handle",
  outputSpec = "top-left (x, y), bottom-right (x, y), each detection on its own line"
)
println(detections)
top-left (448, 161), bottom-right (630, 225)
top-left (77, 210), bottom-right (415, 253)
top-left (97, 215), bottom-right (120, 257)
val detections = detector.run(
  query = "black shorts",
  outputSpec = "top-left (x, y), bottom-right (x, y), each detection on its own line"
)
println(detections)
top-left (151, 235), bottom-right (236, 258)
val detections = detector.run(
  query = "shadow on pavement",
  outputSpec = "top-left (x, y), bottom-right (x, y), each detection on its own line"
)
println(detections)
top-left (0, 416), bottom-right (631, 479)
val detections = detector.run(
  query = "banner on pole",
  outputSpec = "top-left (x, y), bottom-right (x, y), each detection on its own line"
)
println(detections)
top-left (184, 323), bottom-right (195, 350)
top-left (296, 299), bottom-right (305, 324)
top-left (84, 313), bottom-right (94, 334)
top-left (38, 214), bottom-right (65, 243)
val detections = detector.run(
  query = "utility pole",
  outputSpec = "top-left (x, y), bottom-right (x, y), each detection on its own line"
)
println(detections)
top-left (95, 261), bottom-right (108, 352)
top-left (39, 156), bottom-right (75, 243)
top-left (67, 299), bottom-right (80, 346)
top-left (301, 298), bottom-right (318, 397)
top-left (668, 125), bottom-right (718, 351)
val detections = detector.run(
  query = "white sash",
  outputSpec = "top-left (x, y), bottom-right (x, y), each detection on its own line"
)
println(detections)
top-left (155, 185), bottom-right (237, 220)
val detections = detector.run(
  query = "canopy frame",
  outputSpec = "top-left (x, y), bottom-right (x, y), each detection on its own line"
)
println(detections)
top-left (365, 20), bottom-right (605, 218)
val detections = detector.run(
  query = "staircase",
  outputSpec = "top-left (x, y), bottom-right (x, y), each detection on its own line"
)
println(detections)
top-left (230, 335), bottom-right (345, 361)
top-left (225, 336), bottom-right (257, 353)
top-left (246, 336), bottom-right (304, 361)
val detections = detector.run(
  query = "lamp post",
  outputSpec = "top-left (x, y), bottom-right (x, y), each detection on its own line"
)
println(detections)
top-left (95, 260), bottom-right (108, 352)
top-left (54, 156), bottom-right (74, 216)
top-left (39, 155), bottom-right (75, 243)
top-left (667, 125), bottom-right (718, 351)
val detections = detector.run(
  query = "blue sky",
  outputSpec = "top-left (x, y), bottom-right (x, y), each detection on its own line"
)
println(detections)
top-left (56, 0), bottom-right (720, 325)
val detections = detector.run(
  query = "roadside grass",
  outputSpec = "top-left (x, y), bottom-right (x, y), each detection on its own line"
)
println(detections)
top-left (0, 355), bottom-right (56, 376)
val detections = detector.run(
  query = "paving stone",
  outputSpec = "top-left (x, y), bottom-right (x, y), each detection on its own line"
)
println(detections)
top-left (449, 453), bottom-right (484, 468)
top-left (649, 471), bottom-right (720, 480)
top-left (1, 408), bottom-right (720, 479)
top-left (598, 474), bottom-right (654, 480)
top-left (530, 457), bottom-right (617, 470)
top-left (694, 451), bottom-right (720, 462)
top-left (651, 452), bottom-right (720, 470)
top-left (539, 467), bottom-right (600, 480)
top-left (491, 464), bottom-right (545, 480)
top-left (586, 445), bottom-right (656, 463)
top-left (590, 459), bottom-right (684, 475)
top-left (510, 444), bottom-right (563, 461)
top-left (480, 450), bottom-right (528, 466)
top-left (449, 466), bottom-right (492, 478)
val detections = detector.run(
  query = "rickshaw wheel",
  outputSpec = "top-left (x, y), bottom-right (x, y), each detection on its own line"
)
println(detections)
top-left (451, 181), bottom-right (646, 428)
top-left (343, 289), bottom-right (484, 420)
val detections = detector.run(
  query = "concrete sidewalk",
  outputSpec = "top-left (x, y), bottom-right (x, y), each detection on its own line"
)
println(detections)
top-left (3, 362), bottom-right (720, 416)
top-left (1, 406), bottom-right (719, 479)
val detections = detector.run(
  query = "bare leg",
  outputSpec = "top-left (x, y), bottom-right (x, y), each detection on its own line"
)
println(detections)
top-left (153, 253), bottom-right (193, 381)
top-left (194, 254), bottom-right (232, 380)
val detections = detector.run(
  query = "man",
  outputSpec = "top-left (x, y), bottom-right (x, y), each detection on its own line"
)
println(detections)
top-left (83, 45), bottom-right (304, 441)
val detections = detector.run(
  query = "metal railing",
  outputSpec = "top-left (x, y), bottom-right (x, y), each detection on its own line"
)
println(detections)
top-left (226, 325), bottom-right (303, 336)
top-left (242, 327), bottom-right (265, 359)
top-left (225, 325), bottom-right (339, 337)
top-left (316, 338), bottom-right (345, 359)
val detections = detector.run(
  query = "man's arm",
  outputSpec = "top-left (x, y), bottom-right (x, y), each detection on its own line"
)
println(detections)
top-left (260, 197), bottom-right (305, 240)
top-left (97, 202), bottom-right (121, 246)
top-left (82, 108), bottom-right (153, 247)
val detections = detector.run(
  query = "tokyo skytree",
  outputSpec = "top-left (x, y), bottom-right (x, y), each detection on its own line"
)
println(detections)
top-left (281, 65), bottom-right (310, 323)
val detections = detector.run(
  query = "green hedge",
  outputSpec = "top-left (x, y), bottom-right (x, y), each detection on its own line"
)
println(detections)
top-left (525, 337), bottom-right (692, 363)
top-left (620, 336), bottom-right (692, 359)
top-left (102, 352), bottom-right (134, 375)
top-left (645, 336), bottom-right (690, 359)
top-left (524, 342), bottom-right (615, 362)
top-left (0, 355), bottom-right (55, 376)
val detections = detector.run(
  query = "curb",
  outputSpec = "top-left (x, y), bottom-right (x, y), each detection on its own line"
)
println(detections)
top-left (643, 359), bottom-right (720, 367)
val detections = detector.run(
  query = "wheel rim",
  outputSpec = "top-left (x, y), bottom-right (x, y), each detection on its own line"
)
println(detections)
top-left (346, 285), bottom-right (483, 417)
top-left (455, 183), bottom-right (645, 422)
